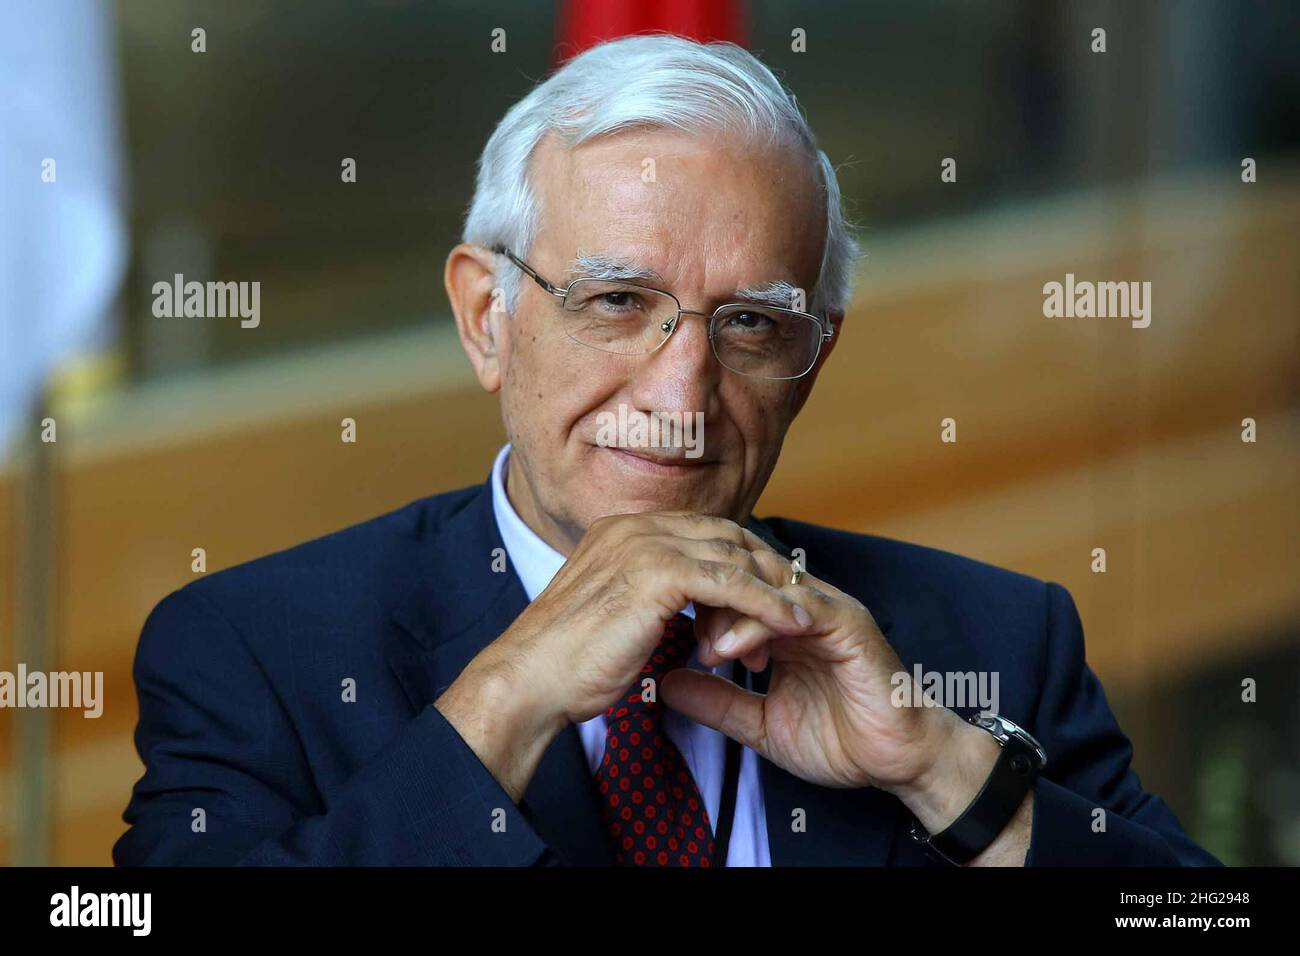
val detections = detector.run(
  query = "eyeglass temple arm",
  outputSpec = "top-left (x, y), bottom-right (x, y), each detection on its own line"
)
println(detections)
top-left (490, 244), bottom-right (565, 299)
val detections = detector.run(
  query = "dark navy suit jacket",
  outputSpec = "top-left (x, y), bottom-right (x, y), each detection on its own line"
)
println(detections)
top-left (113, 478), bottom-right (1221, 866)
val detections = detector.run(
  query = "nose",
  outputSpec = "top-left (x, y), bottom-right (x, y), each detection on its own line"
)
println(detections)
top-left (629, 309), bottom-right (719, 421)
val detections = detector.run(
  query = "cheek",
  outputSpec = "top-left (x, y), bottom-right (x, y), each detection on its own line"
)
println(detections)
top-left (724, 382), bottom-right (797, 446)
top-left (503, 326), bottom-right (622, 437)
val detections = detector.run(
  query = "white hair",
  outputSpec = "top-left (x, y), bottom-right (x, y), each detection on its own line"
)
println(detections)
top-left (461, 34), bottom-right (860, 317)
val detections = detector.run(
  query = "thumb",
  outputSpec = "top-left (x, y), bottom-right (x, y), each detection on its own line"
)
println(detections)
top-left (660, 668), bottom-right (767, 755)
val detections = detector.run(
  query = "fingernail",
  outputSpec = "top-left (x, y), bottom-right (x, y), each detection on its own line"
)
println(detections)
top-left (714, 629), bottom-right (738, 653)
top-left (792, 604), bottom-right (812, 627)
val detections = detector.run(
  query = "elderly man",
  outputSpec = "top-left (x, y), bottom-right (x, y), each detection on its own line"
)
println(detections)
top-left (115, 35), bottom-right (1218, 867)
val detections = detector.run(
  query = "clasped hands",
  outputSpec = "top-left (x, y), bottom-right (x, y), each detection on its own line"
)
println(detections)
top-left (435, 512), bottom-right (1026, 862)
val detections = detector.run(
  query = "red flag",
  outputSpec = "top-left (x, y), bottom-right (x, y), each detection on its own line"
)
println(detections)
top-left (555, 0), bottom-right (748, 65)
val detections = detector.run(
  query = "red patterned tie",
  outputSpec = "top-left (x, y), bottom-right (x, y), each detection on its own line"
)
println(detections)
top-left (594, 614), bottom-right (716, 866)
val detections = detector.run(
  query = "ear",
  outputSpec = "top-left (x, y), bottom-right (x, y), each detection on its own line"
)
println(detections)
top-left (789, 308), bottom-right (843, 418)
top-left (445, 243), bottom-right (507, 393)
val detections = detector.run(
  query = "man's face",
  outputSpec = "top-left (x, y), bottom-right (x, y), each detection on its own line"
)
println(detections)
top-left (488, 127), bottom-right (831, 551)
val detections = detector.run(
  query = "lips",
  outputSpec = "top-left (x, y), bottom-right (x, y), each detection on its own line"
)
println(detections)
top-left (604, 446), bottom-right (716, 470)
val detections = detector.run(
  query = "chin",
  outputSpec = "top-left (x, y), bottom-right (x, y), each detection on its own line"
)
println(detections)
top-left (557, 446), bottom-right (741, 525)
top-left (602, 496), bottom-right (704, 517)
top-left (586, 488), bottom-right (733, 522)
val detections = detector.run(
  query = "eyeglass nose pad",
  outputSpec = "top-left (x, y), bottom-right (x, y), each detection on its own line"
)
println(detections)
top-left (659, 314), bottom-right (679, 336)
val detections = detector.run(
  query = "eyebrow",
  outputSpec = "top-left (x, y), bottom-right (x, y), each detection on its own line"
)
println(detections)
top-left (567, 253), bottom-right (805, 310)
top-left (567, 254), bottom-right (665, 284)
top-left (733, 280), bottom-right (805, 311)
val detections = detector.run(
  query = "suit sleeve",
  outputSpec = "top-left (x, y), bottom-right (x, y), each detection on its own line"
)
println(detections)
top-left (1023, 582), bottom-right (1222, 866)
top-left (113, 588), bottom-right (556, 866)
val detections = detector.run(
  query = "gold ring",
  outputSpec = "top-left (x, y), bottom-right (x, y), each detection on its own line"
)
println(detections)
top-left (790, 558), bottom-right (804, 585)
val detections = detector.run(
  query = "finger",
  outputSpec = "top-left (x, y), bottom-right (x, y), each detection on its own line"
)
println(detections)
top-left (692, 603), bottom-right (739, 660)
top-left (704, 613), bottom-right (783, 665)
top-left (695, 605), bottom-right (767, 672)
top-left (689, 550), bottom-right (862, 634)
top-left (701, 582), bottom-right (853, 666)
top-left (786, 578), bottom-right (883, 637)
top-left (659, 668), bottom-right (768, 755)
top-left (748, 549), bottom-right (837, 597)
top-left (657, 554), bottom-right (812, 636)
top-left (669, 537), bottom-right (828, 602)
top-left (747, 548), bottom-right (804, 590)
top-left (637, 512), bottom-right (779, 556)
top-left (670, 535), bottom-right (770, 587)
top-left (697, 620), bottom-right (771, 671)
top-left (740, 646), bottom-right (770, 673)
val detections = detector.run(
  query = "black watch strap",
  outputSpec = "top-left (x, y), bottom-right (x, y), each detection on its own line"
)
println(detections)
top-left (910, 719), bottom-right (1041, 865)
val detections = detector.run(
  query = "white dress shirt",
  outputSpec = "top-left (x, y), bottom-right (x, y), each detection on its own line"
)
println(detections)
top-left (489, 444), bottom-right (771, 866)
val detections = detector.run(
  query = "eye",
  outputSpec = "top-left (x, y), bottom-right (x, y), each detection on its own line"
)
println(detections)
top-left (566, 281), bottom-right (653, 314)
top-left (722, 310), bottom-right (776, 332)
top-left (600, 290), bottom-right (640, 310)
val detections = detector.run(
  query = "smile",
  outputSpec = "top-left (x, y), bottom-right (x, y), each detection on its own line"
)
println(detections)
top-left (603, 446), bottom-right (716, 475)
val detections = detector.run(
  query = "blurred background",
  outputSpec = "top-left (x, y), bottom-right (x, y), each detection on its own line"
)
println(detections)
top-left (1, 0), bottom-right (1297, 865)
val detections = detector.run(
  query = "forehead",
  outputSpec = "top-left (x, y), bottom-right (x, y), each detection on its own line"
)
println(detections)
top-left (528, 127), bottom-right (826, 292)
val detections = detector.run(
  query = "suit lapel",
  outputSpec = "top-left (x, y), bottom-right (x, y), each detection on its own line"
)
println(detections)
top-left (384, 480), bottom-right (613, 865)
top-left (744, 514), bottom-right (904, 866)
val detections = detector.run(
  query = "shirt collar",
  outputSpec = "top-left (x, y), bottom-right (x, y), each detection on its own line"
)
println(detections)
top-left (490, 443), bottom-right (566, 603)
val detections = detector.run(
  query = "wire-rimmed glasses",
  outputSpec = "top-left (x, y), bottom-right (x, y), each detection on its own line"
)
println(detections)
top-left (491, 245), bottom-right (833, 381)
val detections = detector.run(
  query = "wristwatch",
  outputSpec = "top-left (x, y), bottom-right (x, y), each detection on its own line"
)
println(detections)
top-left (907, 712), bottom-right (1046, 865)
